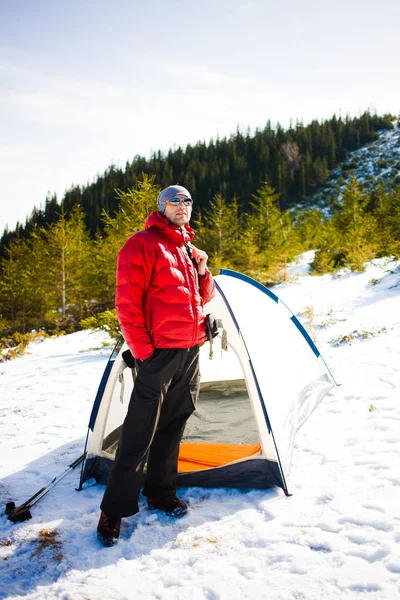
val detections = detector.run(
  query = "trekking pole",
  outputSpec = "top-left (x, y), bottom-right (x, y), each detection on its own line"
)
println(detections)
top-left (5, 452), bottom-right (86, 523)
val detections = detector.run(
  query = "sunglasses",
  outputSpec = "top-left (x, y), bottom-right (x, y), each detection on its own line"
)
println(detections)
top-left (165, 196), bottom-right (193, 207)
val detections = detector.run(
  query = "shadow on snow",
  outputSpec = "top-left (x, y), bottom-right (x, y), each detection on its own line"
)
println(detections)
top-left (0, 439), bottom-right (280, 599)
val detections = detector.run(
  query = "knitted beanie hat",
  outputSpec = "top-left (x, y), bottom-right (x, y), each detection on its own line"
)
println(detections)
top-left (157, 185), bottom-right (192, 214)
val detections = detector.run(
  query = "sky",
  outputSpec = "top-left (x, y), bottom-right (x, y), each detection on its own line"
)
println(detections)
top-left (1, 253), bottom-right (399, 598)
top-left (0, 0), bottom-right (399, 233)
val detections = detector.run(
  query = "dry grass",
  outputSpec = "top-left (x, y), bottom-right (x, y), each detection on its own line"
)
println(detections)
top-left (0, 330), bottom-right (49, 361)
top-left (331, 327), bottom-right (388, 346)
top-left (32, 529), bottom-right (63, 562)
top-left (192, 536), bottom-right (221, 547)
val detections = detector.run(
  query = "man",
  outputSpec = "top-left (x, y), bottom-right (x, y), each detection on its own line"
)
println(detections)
top-left (97, 184), bottom-right (216, 546)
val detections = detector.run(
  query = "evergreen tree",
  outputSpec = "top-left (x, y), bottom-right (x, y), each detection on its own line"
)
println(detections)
top-left (311, 220), bottom-right (342, 273)
top-left (368, 185), bottom-right (400, 258)
top-left (194, 193), bottom-right (242, 270)
top-left (312, 177), bottom-right (376, 272)
top-left (41, 205), bottom-right (94, 327)
top-left (293, 207), bottom-right (326, 251)
top-left (0, 239), bottom-right (27, 331)
top-left (93, 174), bottom-right (159, 307)
top-left (0, 234), bottom-right (49, 333)
top-left (247, 182), bottom-right (285, 264)
top-left (244, 182), bottom-right (299, 282)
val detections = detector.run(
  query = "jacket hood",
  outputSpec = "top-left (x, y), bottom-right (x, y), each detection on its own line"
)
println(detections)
top-left (145, 211), bottom-right (195, 242)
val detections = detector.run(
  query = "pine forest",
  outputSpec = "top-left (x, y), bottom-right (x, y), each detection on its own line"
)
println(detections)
top-left (1, 111), bottom-right (399, 350)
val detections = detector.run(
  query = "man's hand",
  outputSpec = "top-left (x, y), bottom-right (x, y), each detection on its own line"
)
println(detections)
top-left (191, 246), bottom-right (208, 276)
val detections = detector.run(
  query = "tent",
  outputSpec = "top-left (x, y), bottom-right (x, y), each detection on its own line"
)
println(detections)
top-left (79, 269), bottom-right (337, 496)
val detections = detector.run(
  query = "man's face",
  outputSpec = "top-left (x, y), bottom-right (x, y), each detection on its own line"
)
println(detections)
top-left (164, 194), bottom-right (192, 227)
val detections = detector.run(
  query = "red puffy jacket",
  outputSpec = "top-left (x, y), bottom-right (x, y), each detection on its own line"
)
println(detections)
top-left (115, 211), bottom-right (216, 360)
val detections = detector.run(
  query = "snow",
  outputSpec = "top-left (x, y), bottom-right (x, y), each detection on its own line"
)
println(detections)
top-left (312, 123), bottom-right (400, 209)
top-left (1, 256), bottom-right (400, 600)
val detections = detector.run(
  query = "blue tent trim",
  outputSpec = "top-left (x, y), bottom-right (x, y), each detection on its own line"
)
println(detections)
top-left (216, 272), bottom-right (292, 494)
top-left (219, 268), bottom-right (279, 303)
top-left (215, 277), bottom-right (274, 430)
top-left (290, 315), bottom-right (320, 358)
top-left (88, 337), bottom-right (124, 431)
top-left (219, 268), bottom-right (321, 358)
top-left (214, 279), bottom-right (240, 330)
top-left (88, 359), bottom-right (114, 431)
top-left (247, 358), bottom-right (272, 433)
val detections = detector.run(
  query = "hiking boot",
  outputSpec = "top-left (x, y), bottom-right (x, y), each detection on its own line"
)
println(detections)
top-left (97, 511), bottom-right (121, 547)
top-left (147, 495), bottom-right (188, 516)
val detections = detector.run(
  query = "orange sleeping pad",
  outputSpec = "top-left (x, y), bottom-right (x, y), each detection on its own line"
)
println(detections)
top-left (178, 442), bottom-right (261, 472)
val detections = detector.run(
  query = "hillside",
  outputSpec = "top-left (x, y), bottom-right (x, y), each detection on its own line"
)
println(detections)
top-left (0, 112), bottom-right (395, 255)
top-left (312, 122), bottom-right (400, 210)
top-left (1, 113), bottom-right (399, 340)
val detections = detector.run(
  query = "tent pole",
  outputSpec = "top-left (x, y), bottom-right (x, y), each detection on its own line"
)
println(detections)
top-left (76, 428), bottom-right (91, 491)
top-left (5, 452), bottom-right (86, 523)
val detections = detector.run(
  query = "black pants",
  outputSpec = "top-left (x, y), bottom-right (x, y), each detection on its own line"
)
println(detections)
top-left (100, 346), bottom-right (200, 517)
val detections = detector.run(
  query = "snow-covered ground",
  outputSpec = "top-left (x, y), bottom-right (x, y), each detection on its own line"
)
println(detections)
top-left (1, 254), bottom-right (400, 600)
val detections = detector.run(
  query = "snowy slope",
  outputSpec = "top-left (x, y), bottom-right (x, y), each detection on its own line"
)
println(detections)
top-left (1, 257), bottom-right (400, 600)
top-left (313, 123), bottom-right (400, 209)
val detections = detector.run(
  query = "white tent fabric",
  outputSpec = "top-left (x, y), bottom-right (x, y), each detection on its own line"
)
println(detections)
top-left (81, 270), bottom-right (336, 494)
top-left (211, 270), bottom-right (336, 475)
